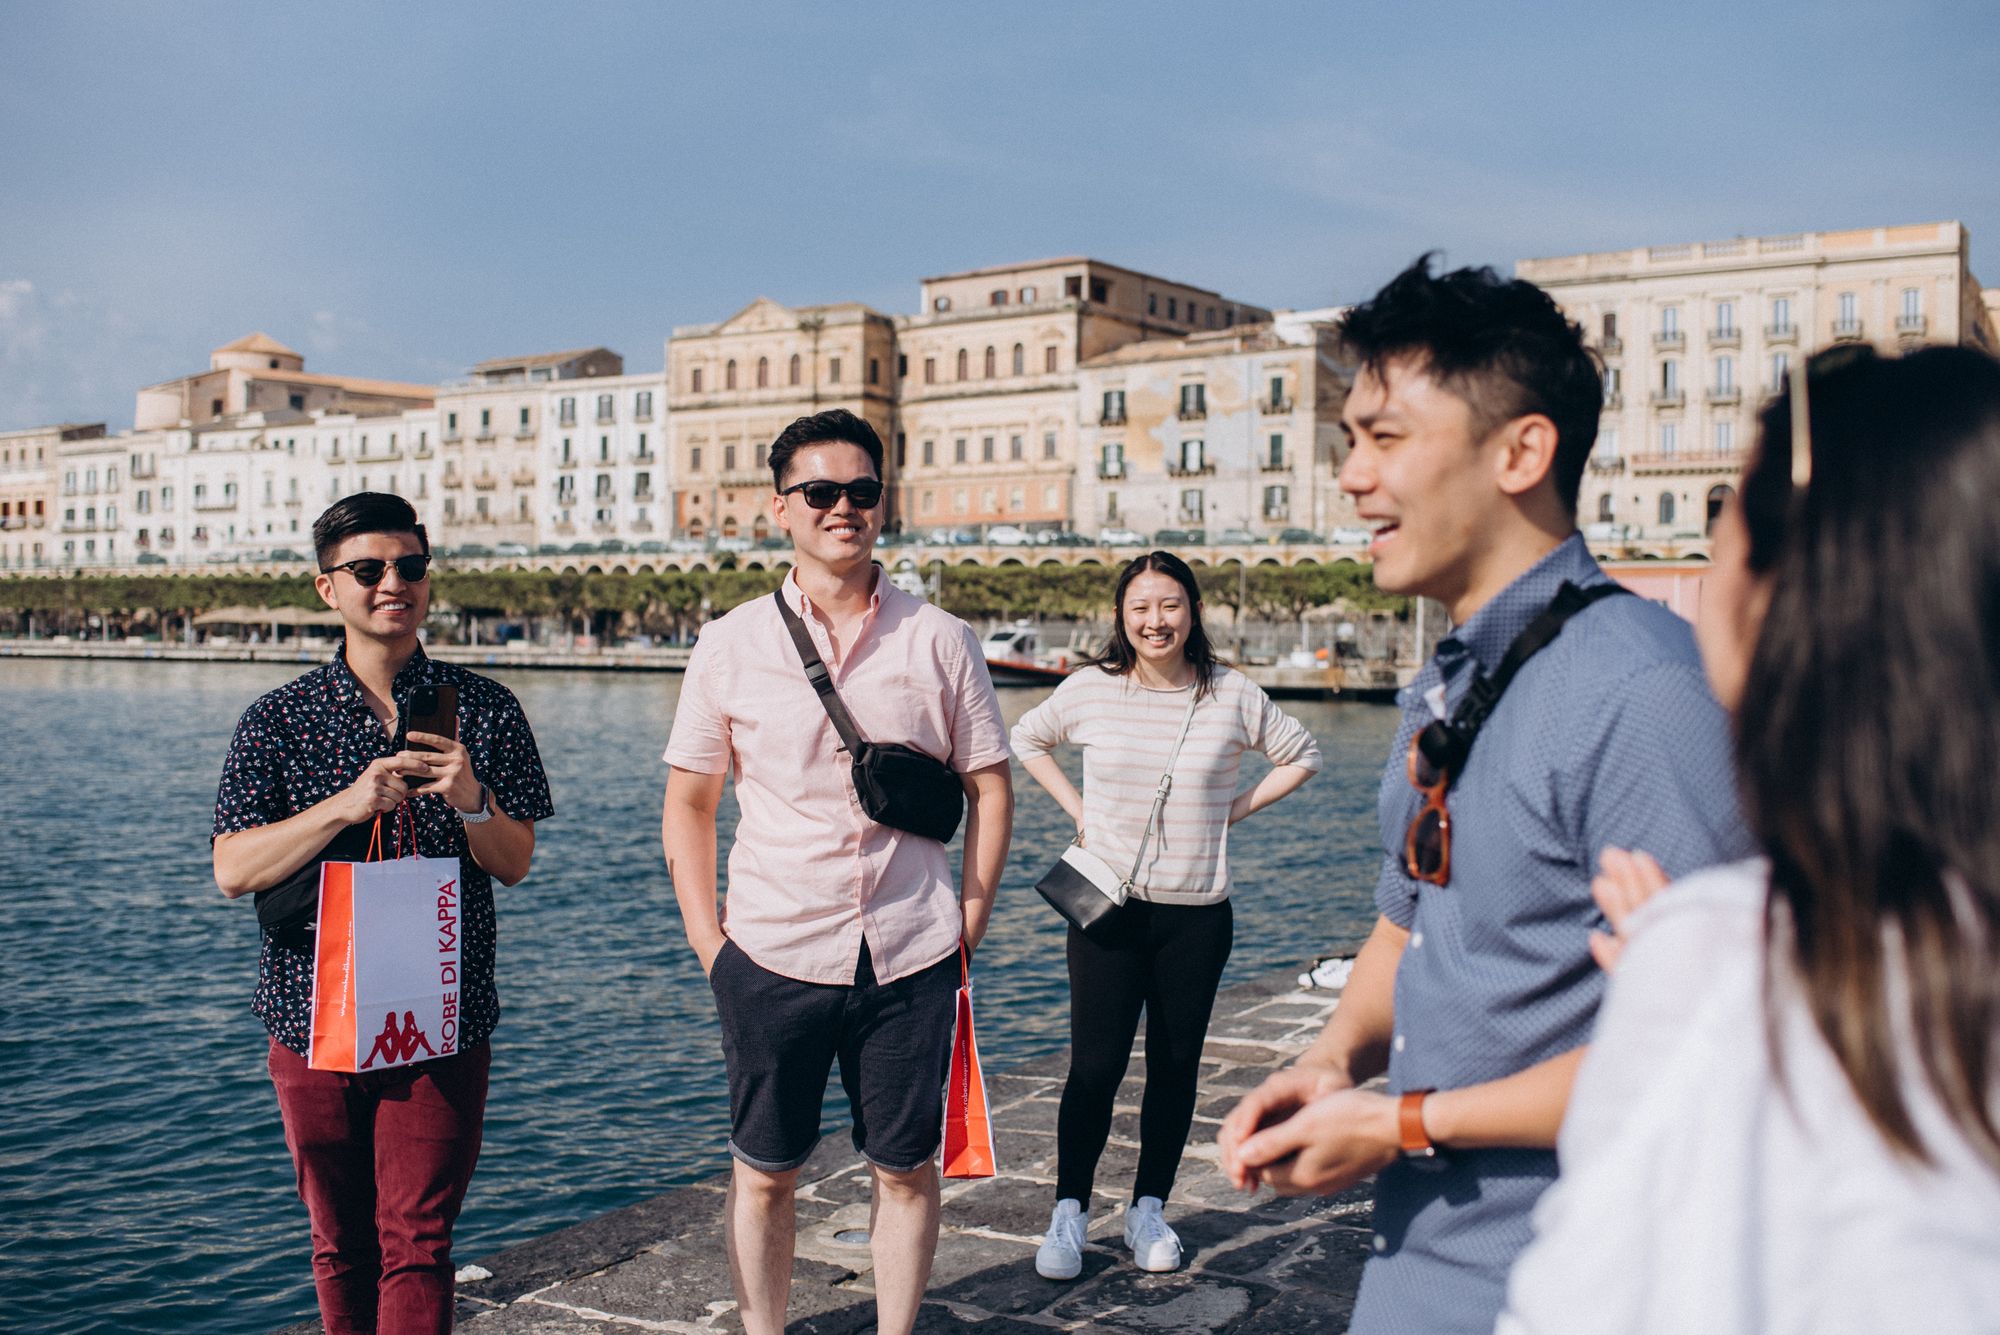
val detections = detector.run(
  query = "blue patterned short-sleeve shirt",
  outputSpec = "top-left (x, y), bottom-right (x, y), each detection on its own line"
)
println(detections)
top-left (213, 643), bottom-right (554, 1056)
top-left (1351, 535), bottom-right (1755, 1335)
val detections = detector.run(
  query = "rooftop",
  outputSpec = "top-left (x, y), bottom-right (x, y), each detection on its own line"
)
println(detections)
top-left (469, 347), bottom-right (617, 373)
top-left (214, 331), bottom-right (300, 358)
top-left (921, 255), bottom-right (1233, 300)
top-left (1518, 221), bottom-right (1968, 282)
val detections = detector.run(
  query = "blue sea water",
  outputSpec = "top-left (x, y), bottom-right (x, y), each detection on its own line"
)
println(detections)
top-left (0, 658), bottom-right (1395, 1334)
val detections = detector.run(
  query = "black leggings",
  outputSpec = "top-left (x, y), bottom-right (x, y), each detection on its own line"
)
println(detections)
top-left (1055, 898), bottom-right (1233, 1204)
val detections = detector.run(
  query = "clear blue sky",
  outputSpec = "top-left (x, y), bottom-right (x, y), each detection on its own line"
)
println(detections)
top-left (4, 0), bottom-right (1996, 429)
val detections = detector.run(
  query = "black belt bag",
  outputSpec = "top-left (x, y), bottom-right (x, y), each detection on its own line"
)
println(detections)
top-left (774, 591), bottom-right (965, 844)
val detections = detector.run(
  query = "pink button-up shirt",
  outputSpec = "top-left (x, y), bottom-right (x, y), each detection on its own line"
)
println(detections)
top-left (664, 568), bottom-right (1010, 984)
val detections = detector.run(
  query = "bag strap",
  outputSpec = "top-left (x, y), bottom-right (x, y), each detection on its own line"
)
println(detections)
top-left (773, 590), bottom-right (870, 756)
top-left (1447, 581), bottom-right (1631, 739)
top-left (1123, 685), bottom-right (1202, 891)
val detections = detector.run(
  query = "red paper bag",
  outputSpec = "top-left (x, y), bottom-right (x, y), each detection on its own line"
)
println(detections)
top-left (941, 945), bottom-right (995, 1179)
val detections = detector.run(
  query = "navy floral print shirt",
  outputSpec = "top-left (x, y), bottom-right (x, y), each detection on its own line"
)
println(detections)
top-left (213, 642), bottom-right (554, 1056)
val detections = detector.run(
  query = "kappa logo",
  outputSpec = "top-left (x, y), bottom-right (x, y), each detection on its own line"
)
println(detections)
top-left (360, 1010), bottom-right (438, 1069)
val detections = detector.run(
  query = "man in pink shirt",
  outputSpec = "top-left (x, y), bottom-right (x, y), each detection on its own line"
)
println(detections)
top-left (661, 408), bottom-right (1014, 1335)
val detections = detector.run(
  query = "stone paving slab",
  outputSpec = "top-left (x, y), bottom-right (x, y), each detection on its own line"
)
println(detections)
top-left (275, 961), bottom-right (1366, 1334)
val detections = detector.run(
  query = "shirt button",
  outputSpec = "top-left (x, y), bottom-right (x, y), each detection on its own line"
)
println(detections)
top-left (1372, 1234), bottom-right (1388, 1253)
top-left (1393, 1033), bottom-right (1406, 1052)
top-left (1411, 931), bottom-right (1424, 948)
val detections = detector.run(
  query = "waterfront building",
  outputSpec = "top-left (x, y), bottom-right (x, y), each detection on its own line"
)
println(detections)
top-left (666, 299), bottom-right (895, 542)
top-left (133, 332), bottom-right (433, 431)
top-left (541, 368), bottom-right (671, 550)
top-left (2, 423), bottom-right (97, 569)
top-left (1518, 221), bottom-right (1997, 553)
top-left (893, 258), bottom-right (1271, 535)
top-left (433, 348), bottom-right (624, 551)
top-left (1072, 310), bottom-right (1353, 542)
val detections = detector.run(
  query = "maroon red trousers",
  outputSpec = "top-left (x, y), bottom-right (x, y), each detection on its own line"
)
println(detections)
top-left (268, 1038), bottom-right (490, 1334)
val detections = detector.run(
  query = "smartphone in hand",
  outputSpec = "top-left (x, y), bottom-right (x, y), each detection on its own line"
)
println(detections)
top-left (402, 685), bottom-right (458, 788)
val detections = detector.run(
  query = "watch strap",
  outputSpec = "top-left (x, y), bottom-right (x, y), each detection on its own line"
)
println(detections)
top-left (457, 783), bottom-right (493, 824)
top-left (1398, 1089), bottom-right (1436, 1158)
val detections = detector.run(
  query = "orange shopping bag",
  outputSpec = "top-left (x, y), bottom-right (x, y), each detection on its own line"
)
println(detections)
top-left (941, 944), bottom-right (995, 1179)
top-left (309, 810), bottom-right (464, 1073)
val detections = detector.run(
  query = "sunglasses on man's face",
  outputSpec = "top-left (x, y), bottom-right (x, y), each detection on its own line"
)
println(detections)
top-left (320, 554), bottom-right (432, 587)
top-left (779, 478), bottom-right (883, 510)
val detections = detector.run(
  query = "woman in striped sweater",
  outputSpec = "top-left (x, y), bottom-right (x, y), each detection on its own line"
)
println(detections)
top-left (1012, 550), bottom-right (1322, 1279)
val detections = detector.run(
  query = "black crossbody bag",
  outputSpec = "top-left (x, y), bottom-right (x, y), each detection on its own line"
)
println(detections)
top-left (774, 591), bottom-right (966, 844)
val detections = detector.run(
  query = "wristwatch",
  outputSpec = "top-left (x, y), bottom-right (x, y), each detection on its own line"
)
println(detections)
top-left (457, 783), bottom-right (494, 824)
top-left (1398, 1089), bottom-right (1438, 1160)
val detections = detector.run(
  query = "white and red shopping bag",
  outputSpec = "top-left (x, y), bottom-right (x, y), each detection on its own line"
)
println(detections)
top-left (940, 944), bottom-right (996, 1179)
top-left (309, 811), bottom-right (464, 1073)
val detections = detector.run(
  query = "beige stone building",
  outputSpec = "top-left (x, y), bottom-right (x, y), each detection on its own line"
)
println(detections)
top-left (134, 333), bottom-right (434, 431)
top-left (433, 348), bottom-right (622, 550)
top-left (1519, 221), bottom-right (1996, 553)
top-left (893, 258), bottom-right (1270, 534)
top-left (3, 423), bottom-right (99, 568)
top-left (666, 299), bottom-right (895, 542)
top-left (1072, 312), bottom-right (1352, 540)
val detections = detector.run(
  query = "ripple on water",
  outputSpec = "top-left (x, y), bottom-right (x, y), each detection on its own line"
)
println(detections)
top-left (0, 657), bottom-right (1395, 1333)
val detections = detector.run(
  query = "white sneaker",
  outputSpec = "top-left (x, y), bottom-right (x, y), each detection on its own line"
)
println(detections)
top-left (1035, 1198), bottom-right (1088, 1280)
top-left (1122, 1196), bottom-right (1183, 1272)
top-left (1299, 955), bottom-right (1356, 990)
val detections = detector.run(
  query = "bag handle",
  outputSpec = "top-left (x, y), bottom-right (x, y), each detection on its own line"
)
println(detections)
top-left (773, 590), bottom-right (870, 758)
top-left (363, 804), bottom-right (418, 862)
top-left (1119, 686), bottom-right (1202, 893)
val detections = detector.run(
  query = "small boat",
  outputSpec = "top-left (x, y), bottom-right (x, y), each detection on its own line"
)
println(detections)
top-left (979, 623), bottom-right (1073, 688)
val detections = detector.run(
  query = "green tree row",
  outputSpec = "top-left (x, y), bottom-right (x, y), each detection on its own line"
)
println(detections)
top-left (0, 560), bottom-right (1406, 639)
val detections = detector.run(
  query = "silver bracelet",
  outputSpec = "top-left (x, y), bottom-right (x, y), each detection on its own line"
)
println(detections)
top-left (458, 783), bottom-right (494, 824)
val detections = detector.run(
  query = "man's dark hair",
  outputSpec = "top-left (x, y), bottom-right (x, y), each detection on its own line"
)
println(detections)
top-left (1339, 253), bottom-right (1602, 510)
top-left (768, 409), bottom-right (884, 489)
top-left (312, 491), bottom-right (428, 569)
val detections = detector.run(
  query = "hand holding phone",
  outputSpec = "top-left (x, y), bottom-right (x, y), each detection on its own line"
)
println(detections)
top-left (401, 685), bottom-right (459, 789)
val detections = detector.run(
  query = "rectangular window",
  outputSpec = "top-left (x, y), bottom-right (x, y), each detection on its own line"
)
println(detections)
top-left (597, 394), bottom-right (614, 422)
top-left (924, 357), bottom-right (936, 384)
top-left (1771, 351), bottom-right (1790, 387)
top-left (1660, 422), bottom-right (1679, 456)
top-left (954, 438), bottom-right (967, 464)
top-left (1715, 420), bottom-right (1734, 455)
top-left (922, 439), bottom-right (935, 466)
top-left (1661, 305), bottom-right (1680, 334)
top-left (1268, 433), bottom-right (1285, 467)
top-left (1100, 442), bottom-right (1124, 476)
top-left (828, 357), bottom-right (842, 383)
top-left (1715, 355), bottom-right (1734, 391)
top-left (479, 408), bottom-right (491, 428)
top-left (690, 446), bottom-right (702, 471)
top-left (1178, 383), bottom-right (1206, 417)
top-left (1771, 296), bottom-right (1791, 331)
top-left (1179, 487), bottom-right (1203, 518)
top-left (724, 445), bottom-right (737, 472)
top-left (595, 474), bottom-right (612, 499)
top-left (1009, 434), bottom-right (1024, 461)
top-left (1179, 439), bottom-right (1205, 472)
top-left (1043, 431), bottom-right (1057, 460)
top-left (1263, 484), bottom-right (1289, 518)
top-left (1839, 292), bottom-right (1858, 322)
top-left (1902, 287), bottom-right (1922, 319)
top-left (634, 390), bottom-right (653, 419)
top-left (599, 436), bottom-right (610, 461)
top-left (1044, 346), bottom-right (1058, 373)
top-left (1167, 297), bottom-right (1178, 319)
top-left (559, 397), bottom-right (576, 425)
top-left (868, 358), bottom-right (880, 385)
top-left (1715, 300), bottom-right (1735, 334)
top-left (895, 433), bottom-right (907, 468)
top-left (1102, 389), bottom-right (1126, 423)
top-left (981, 436), bottom-right (995, 463)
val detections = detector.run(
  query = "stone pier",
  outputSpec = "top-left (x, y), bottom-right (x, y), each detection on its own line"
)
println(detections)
top-left (280, 966), bottom-right (1371, 1334)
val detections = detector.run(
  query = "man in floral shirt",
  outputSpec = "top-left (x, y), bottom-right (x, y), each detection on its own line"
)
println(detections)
top-left (213, 492), bottom-right (552, 1335)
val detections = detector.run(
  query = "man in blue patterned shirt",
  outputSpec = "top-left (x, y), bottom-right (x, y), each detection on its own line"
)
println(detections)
top-left (212, 493), bottom-right (553, 1335)
top-left (1221, 257), bottom-right (1753, 1334)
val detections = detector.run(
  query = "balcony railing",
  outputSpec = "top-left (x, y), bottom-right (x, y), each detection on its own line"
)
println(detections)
top-left (632, 518), bottom-right (654, 531)
top-left (1707, 385), bottom-right (1742, 405)
top-left (194, 497), bottom-right (238, 511)
top-left (1708, 326), bottom-right (1740, 348)
top-left (633, 406), bottom-right (654, 423)
top-left (1833, 318), bottom-right (1865, 341)
top-left (473, 427), bottom-right (496, 443)
top-left (472, 475), bottom-right (498, 490)
top-left (634, 489), bottom-right (654, 502)
top-left (412, 443), bottom-right (435, 459)
top-left (511, 469), bottom-right (537, 486)
top-left (631, 449), bottom-right (656, 463)
top-left (719, 472), bottom-right (769, 490)
top-left (1598, 335), bottom-right (1624, 355)
top-left (1628, 451), bottom-right (1742, 472)
top-left (1603, 392), bottom-right (1624, 411)
top-left (1262, 508), bottom-right (1289, 521)
top-left (1166, 462), bottom-right (1216, 478)
top-left (1653, 330), bottom-right (1685, 351)
top-left (1897, 313), bottom-right (1929, 337)
top-left (1259, 456), bottom-right (1289, 473)
top-left (595, 411), bottom-right (615, 425)
top-left (1097, 463), bottom-right (1126, 480)
top-left (1175, 405), bottom-right (1207, 421)
top-left (1588, 455), bottom-right (1626, 474)
top-left (1099, 409), bottom-right (1126, 426)
top-left (1649, 389), bottom-right (1686, 408)
top-left (514, 424), bottom-right (537, 439)
top-left (442, 428), bottom-right (463, 442)
top-left (1259, 397), bottom-right (1294, 415)
top-left (1765, 322), bottom-right (1798, 344)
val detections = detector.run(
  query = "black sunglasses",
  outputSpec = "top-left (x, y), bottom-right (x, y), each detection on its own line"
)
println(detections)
top-left (320, 554), bottom-right (432, 586)
top-left (779, 478), bottom-right (883, 510)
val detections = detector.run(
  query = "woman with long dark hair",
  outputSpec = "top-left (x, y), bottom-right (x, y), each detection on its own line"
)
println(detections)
top-left (1011, 551), bottom-right (1322, 1277)
top-left (1501, 345), bottom-right (2000, 1332)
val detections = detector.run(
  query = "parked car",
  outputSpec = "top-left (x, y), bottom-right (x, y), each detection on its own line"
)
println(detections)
top-left (666, 537), bottom-right (707, 554)
top-left (755, 535), bottom-right (790, 551)
top-left (1272, 527), bottom-right (1322, 545)
top-left (565, 542), bottom-right (599, 555)
top-left (1153, 528), bottom-right (1206, 546)
top-left (457, 543), bottom-right (494, 558)
top-left (266, 547), bottom-right (307, 562)
top-left (1328, 526), bottom-right (1373, 546)
top-left (1037, 530), bottom-right (1093, 547)
top-left (535, 543), bottom-right (566, 556)
top-left (135, 551), bottom-right (168, 565)
top-left (878, 530), bottom-right (914, 547)
top-left (1217, 527), bottom-right (1258, 546)
top-left (713, 536), bottom-right (751, 553)
top-left (1582, 521), bottom-right (1633, 542)
top-left (494, 541), bottom-right (530, 557)
top-left (1099, 527), bottom-right (1146, 546)
top-left (948, 528), bottom-right (982, 546)
top-left (984, 524), bottom-right (1032, 546)
top-left (634, 540), bottom-right (666, 554)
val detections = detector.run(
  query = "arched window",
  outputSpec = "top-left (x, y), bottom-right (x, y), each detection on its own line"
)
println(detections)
top-left (789, 353), bottom-right (801, 386)
top-left (756, 357), bottom-right (769, 388)
top-left (956, 349), bottom-right (969, 380)
top-left (984, 346), bottom-right (997, 378)
top-left (725, 360), bottom-right (737, 390)
top-left (1658, 492), bottom-right (1676, 526)
top-left (1597, 493), bottom-right (1614, 523)
top-left (1011, 343), bottom-right (1025, 375)
top-left (1706, 484), bottom-right (1734, 536)
top-left (691, 367), bottom-right (703, 393)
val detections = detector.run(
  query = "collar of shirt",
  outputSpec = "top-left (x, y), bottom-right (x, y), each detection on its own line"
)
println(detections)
top-left (1429, 533), bottom-right (1606, 692)
top-left (782, 564), bottom-right (899, 671)
top-left (324, 638), bottom-right (436, 715)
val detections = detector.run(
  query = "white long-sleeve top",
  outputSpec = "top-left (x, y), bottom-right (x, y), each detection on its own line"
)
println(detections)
top-left (1010, 665), bottom-right (1321, 905)
top-left (1499, 859), bottom-right (2000, 1335)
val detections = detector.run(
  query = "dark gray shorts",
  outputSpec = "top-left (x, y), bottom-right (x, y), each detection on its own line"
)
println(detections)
top-left (708, 937), bottom-right (958, 1173)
